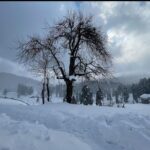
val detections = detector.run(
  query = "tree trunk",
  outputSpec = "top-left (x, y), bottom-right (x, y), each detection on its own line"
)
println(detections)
top-left (65, 55), bottom-right (75, 103)
top-left (41, 82), bottom-right (45, 104)
top-left (65, 80), bottom-right (73, 103)
top-left (46, 77), bottom-right (50, 102)
top-left (42, 70), bottom-right (47, 104)
top-left (69, 57), bottom-right (75, 75)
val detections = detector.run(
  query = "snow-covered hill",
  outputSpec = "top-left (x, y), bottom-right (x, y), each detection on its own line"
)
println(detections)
top-left (0, 101), bottom-right (150, 150)
top-left (0, 72), bottom-right (40, 91)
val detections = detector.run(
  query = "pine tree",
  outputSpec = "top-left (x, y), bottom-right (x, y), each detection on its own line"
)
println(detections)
top-left (107, 91), bottom-right (112, 106)
top-left (131, 84), bottom-right (138, 102)
top-left (89, 91), bottom-right (93, 105)
top-left (80, 85), bottom-right (93, 105)
top-left (114, 90), bottom-right (119, 104)
top-left (96, 88), bottom-right (103, 106)
top-left (123, 87), bottom-right (129, 103)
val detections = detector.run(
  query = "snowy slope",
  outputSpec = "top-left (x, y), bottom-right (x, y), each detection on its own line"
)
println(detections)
top-left (0, 103), bottom-right (150, 150)
top-left (0, 98), bottom-right (27, 105)
top-left (0, 113), bottom-right (91, 150)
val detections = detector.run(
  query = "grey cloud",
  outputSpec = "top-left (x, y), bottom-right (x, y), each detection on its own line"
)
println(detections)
top-left (0, 2), bottom-right (78, 78)
top-left (95, 2), bottom-right (150, 75)
top-left (0, 2), bottom-right (77, 60)
top-left (0, 1), bottom-right (150, 78)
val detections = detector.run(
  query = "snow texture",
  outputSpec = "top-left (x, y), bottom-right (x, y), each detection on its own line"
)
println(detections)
top-left (0, 98), bottom-right (150, 150)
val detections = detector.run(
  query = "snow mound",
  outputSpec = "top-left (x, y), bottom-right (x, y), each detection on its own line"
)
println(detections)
top-left (0, 103), bottom-right (150, 150)
top-left (0, 98), bottom-right (27, 105)
top-left (0, 113), bottom-right (91, 150)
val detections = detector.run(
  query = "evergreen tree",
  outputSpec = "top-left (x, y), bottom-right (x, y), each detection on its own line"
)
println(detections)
top-left (96, 88), bottom-right (103, 106)
top-left (121, 93), bottom-right (125, 108)
top-left (130, 78), bottom-right (150, 103)
top-left (114, 90), bottom-right (119, 104)
top-left (123, 87), bottom-right (129, 103)
top-left (107, 91), bottom-right (112, 106)
top-left (89, 91), bottom-right (93, 105)
top-left (17, 84), bottom-right (34, 98)
top-left (80, 85), bottom-right (93, 105)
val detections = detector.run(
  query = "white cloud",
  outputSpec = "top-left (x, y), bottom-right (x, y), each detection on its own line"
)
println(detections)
top-left (87, 1), bottom-right (150, 75)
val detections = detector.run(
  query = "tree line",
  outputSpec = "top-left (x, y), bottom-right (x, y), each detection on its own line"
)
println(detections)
top-left (131, 78), bottom-right (150, 102)
top-left (2, 84), bottom-right (33, 98)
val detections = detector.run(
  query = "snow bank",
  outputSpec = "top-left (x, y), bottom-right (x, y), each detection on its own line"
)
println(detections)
top-left (0, 103), bottom-right (150, 150)
top-left (0, 113), bottom-right (91, 150)
top-left (0, 98), bottom-right (27, 105)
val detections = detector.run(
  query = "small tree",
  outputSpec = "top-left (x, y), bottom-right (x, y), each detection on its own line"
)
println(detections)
top-left (120, 93), bottom-right (125, 108)
top-left (107, 91), bottom-right (112, 106)
top-left (3, 89), bottom-right (8, 98)
top-left (131, 83), bottom-right (140, 103)
top-left (96, 88), bottom-right (103, 106)
top-left (122, 87), bottom-right (129, 103)
top-left (80, 85), bottom-right (93, 105)
top-left (17, 37), bottom-right (52, 104)
top-left (114, 90), bottom-right (119, 104)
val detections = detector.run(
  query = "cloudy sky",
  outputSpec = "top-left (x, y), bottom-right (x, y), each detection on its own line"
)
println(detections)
top-left (0, 1), bottom-right (150, 79)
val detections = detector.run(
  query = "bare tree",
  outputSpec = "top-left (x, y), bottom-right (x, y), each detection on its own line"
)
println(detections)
top-left (17, 37), bottom-right (53, 104)
top-left (17, 11), bottom-right (112, 104)
top-left (48, 11), bottom-right (112, 103)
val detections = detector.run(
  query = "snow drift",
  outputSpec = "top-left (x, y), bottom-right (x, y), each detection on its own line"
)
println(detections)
top-left (0, 101), bottom-right (150, 150)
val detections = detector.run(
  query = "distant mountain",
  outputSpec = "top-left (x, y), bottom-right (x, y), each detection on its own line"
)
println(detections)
top-left (0, 72), bottom-right (40, 92)
top-left (114, 73), bottom-right (150, 85)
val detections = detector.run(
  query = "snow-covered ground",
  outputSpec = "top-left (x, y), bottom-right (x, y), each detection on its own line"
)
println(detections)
top-left (0, 113), bottom-right (91, 150)
top-left (0, 97), bottom-right (150, 150)
top-left (0, 98), bottom-right (27, 105)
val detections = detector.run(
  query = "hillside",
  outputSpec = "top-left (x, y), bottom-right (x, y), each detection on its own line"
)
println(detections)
top-left (115, 73), bottom-right (150, 85)
top-left (0, 72), bottom-right (40, 91)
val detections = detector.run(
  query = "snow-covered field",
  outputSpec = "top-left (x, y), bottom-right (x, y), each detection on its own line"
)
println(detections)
top-left (0, 98), bottom-right (150, 150)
